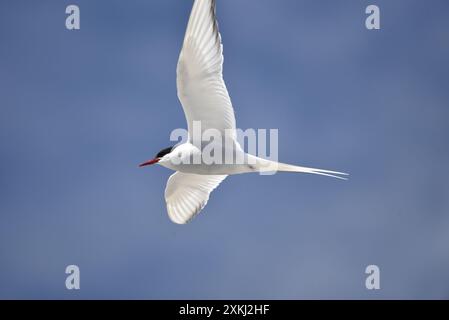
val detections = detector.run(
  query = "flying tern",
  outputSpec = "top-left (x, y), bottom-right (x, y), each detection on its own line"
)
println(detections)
top-left (140, 0), bottom-right (348, 224)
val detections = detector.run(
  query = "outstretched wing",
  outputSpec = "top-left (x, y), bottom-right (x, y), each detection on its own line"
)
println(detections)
top-left (165, 172), bottom-right (227, 224)
top-left (177, 0), bottom-right (236, 140)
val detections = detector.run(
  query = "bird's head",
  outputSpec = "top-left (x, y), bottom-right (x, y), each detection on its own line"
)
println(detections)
top-left (139, 146), bottom-right (174, 167)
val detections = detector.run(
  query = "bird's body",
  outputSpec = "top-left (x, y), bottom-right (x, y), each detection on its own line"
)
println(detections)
top-left (140, 0), bottom-right (348, 224)
top-left (157, 142), bottom-right (257, 175)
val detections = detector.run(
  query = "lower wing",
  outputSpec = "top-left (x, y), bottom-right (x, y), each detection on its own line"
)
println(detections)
top-left (165, 172), bottom-right (227, 224)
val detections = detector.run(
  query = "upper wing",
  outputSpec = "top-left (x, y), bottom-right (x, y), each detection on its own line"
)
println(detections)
top-left (177, 0), bottom-right (236, 141)
top-left (165, 172), bottom-right (227, 224)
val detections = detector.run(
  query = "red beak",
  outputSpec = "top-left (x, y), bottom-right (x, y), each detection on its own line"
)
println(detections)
top-left (139, 158), bottom-right (160, 167)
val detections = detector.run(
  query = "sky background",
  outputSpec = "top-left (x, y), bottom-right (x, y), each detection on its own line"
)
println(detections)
top-left (1, 0), bottom-right (449, 299)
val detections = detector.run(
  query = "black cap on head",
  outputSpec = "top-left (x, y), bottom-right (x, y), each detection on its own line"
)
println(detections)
top-left (156, 146), bottom-right (174, 159)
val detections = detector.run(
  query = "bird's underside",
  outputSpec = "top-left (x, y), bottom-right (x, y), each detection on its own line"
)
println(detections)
top-left (144, 0), bottom-right (348, 225)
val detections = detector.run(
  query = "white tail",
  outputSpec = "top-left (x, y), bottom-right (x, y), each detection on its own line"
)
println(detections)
top-left (248, 155), bottom-right (349, 180)
top-left (275, 162), bottom-right (349, 180)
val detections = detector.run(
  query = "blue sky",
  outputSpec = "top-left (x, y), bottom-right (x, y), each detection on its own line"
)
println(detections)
top-left (1, 0), bottom-right (449, 299)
